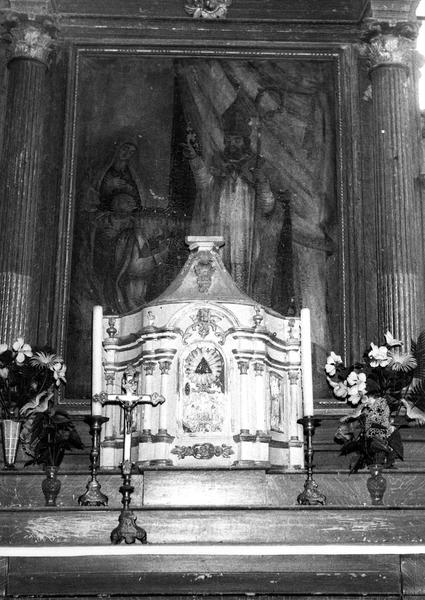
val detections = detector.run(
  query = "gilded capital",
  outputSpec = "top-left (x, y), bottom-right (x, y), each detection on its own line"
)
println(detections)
top-left (5, 19), bottom-right (56, 66)
top-left (362, 21), bottom-right (419, 70)
top-left (143, 361), bottom-right (156, 376)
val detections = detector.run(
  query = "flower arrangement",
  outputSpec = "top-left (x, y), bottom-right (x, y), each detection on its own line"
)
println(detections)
top-left (0, 338), bottom-right (66, 420)
top-left (0, 338), bottom-right (83, 468)
top-left (326, 331), bottom-right (425, 472)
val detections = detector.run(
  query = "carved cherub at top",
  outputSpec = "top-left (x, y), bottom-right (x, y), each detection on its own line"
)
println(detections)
top-left (184, 0), bottom-right (232, 19)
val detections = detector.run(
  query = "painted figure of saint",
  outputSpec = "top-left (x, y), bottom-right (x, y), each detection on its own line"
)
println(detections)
top-left (82, 137), bottom-right (169, 313)
top-left (183, 91), bottom-right (275, 296)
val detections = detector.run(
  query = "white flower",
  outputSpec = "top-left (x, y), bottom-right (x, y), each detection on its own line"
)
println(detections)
top-left (368, 342), bottom-right (390, 367)
top-left (325, 351), bottom-right (343, 376)
top-left (389, 351), bottom-right (417, 372)
top-left (52, 361), bottom-right (66, 385)
top-left (346, 371), bottom-right (367, 405)
top-left (0, 343), bottom-right (8, 354)
top-left (327, 377), bottom-right (348, 398)
top-left (384, 330), bottom-right (403, 348)
top-left (401, 399), bottom-right (425, 425)
top-left (362, 396), bottom-right (378, 408)
top-left (12, 337), bottom-right (32, 363)
top-left (346, 371), bottom-right (366, 388)
top-left (30, 351), bottom-right (60, 369)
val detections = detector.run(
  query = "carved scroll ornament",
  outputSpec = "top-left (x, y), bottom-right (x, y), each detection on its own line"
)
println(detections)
top-left (171, 443), bottom-right (234, 459)
top-left (184, 0), bottom-right (232, 19)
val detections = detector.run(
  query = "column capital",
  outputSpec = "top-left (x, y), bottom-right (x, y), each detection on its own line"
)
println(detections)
top-left (253, 361), bottom-right (265, 376)
top-left (159, 360), bottom-right (171, 375)
top-left (288, 370), bottom-right (300, 385)
top-left (2, 15), bottom-right (56, 67)
top-left (237, 360), bottom-right (250, 375)
top-left (143, 360), bottom-right (156, 376)
top-left (361, 21), bottom-right (419, 71)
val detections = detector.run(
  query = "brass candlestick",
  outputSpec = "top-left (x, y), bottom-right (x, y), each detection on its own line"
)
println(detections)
top-left (297, 415), bottom-right (326, 505)
top-left (78, 411), bottom-right (109, 507)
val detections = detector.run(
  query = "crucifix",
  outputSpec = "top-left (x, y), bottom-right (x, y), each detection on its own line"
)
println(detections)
top-left (94, 366), bottom-right (165, 544)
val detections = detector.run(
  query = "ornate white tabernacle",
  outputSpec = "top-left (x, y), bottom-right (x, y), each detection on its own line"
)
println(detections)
top-left (97, 236), bottom-right (306, 470)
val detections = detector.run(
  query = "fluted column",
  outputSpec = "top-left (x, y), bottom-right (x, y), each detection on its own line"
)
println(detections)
top-left (158, 359), bottom-right (171, 433)
top-left (363, 21), bottom-right (420, 344)
top-left (237, 360), bottom-right (250, 433)
top-left (0, 18), bottom-right (55, 343)
top-left (253, 361), bottom-right (266, 436)
top-left (141, 361), bottom-right (156, 435)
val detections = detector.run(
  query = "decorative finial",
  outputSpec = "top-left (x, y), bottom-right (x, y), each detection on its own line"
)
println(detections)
top-left (143, 311), bottom-right (157, 333)
top-left (106, 317), bottom-right (117, 339)
top-left (253, 304), bottom-right (264, 329)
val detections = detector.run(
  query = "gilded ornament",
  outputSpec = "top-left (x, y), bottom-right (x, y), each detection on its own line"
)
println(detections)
top-left (193, 253), bottom-right (215, 292)
top-left (171, 443), bottom-right (234, 459)
top-left (183, 308), bottom-right (225, 344)
top-left (184, 0), bottom-right (232, 20)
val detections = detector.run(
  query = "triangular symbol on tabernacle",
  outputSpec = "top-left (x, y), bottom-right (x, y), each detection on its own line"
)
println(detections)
top-left (195, 357), bottom-right (212, 374)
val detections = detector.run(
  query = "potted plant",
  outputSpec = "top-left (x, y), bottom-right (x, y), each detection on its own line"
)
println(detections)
top-left (325, 331), bottom-right (425, 503)
top-left (0, 338), bottom-right (66, 468)
top-left (20, 400), bottom-right (84, 505)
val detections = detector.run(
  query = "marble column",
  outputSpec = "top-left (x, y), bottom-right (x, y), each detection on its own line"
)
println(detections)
top-left (363, 22), bottom-right (420, 344)
top-left (0, 19), bottom-right (55, 343)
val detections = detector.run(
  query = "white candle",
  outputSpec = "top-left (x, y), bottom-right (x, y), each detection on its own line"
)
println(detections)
top-left (92, 305), bottom-right (104, 416)
top-left (123, 426), bottom-right (132, 462)
top-left (300, 308), bottom-right (314, 416)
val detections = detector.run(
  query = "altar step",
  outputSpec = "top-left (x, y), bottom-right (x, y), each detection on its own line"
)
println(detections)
top-left (2, 545), bottom-right (422, 598)
top-left (1, 469), bottom-right (425, 509)
top-left (1, 505), bottom-right (425, 545)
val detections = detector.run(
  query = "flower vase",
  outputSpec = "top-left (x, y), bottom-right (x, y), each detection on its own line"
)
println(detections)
top-left (41, 465), bottom-right (61, 506)
top-left (367, 463), bottom-right (387, 505)
top-left (1, 419), bottom-right (21, 470)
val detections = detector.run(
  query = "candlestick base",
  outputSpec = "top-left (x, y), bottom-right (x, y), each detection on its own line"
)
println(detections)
top-left (111, 459), bottom-right (147, 544)
top-left (78, 415), bottom-right (109, 507)
top-left (111, 509), bottom-right (147, 545)
top-left (78, 479), bottom-right (109, 507)
top-left (297, 478), bottom-right (327, 506)
top-left (297, 415), bottom-right (326, 506)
